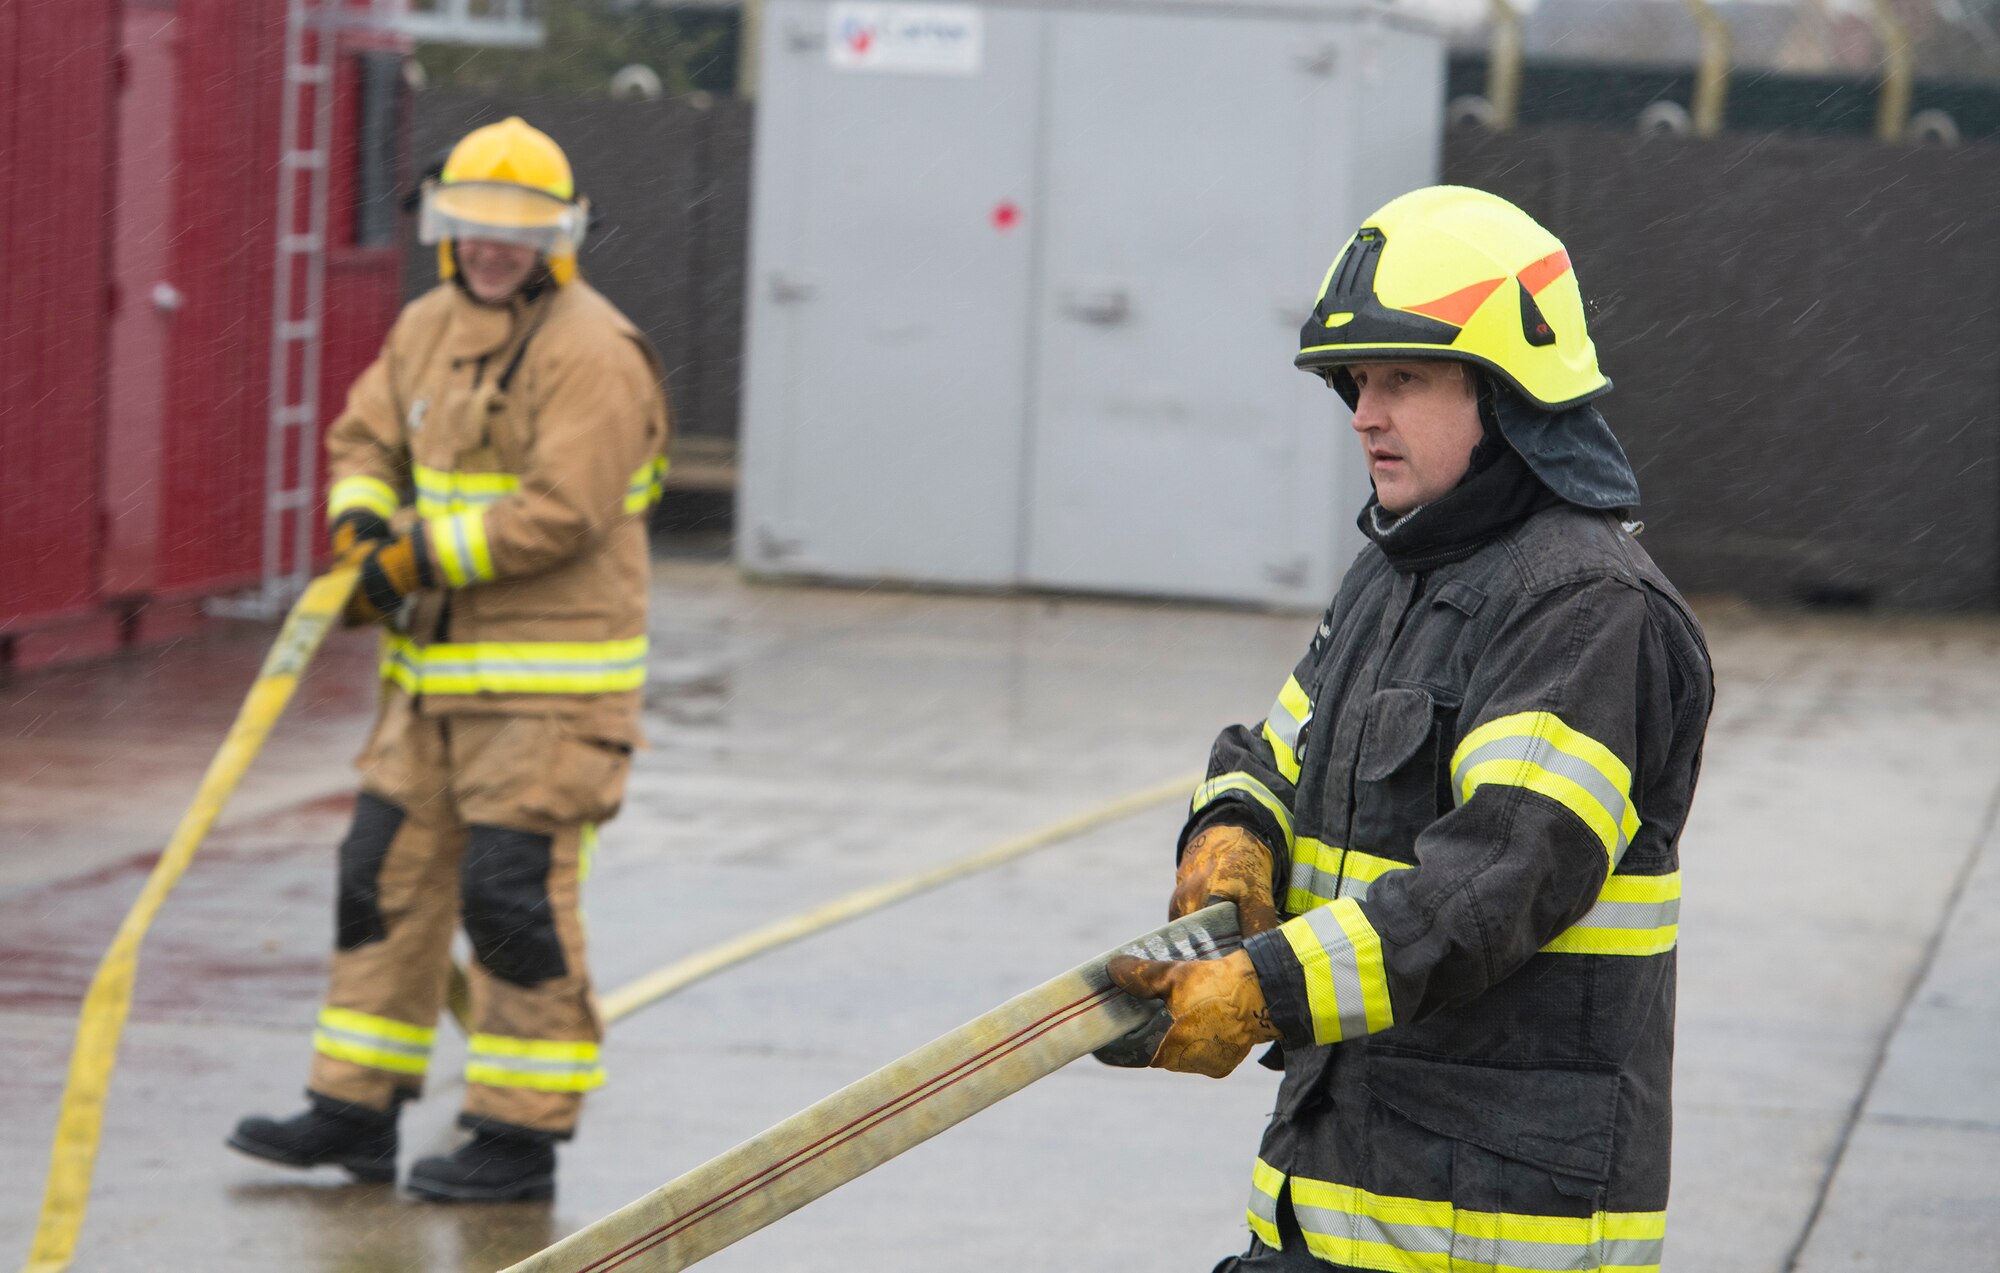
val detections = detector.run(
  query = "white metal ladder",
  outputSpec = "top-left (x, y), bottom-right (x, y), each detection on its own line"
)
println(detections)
top-left (243, 0), bottom-right (340, 614)
top-left (231, 0), bottom-right (543, 614)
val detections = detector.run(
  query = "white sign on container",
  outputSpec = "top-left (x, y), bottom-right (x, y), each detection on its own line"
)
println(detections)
top-left (828, 3), bottom-right (983, 75)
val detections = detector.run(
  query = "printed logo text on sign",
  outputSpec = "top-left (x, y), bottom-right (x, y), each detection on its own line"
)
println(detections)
top-left (829, 3), bottom-right (983, 75)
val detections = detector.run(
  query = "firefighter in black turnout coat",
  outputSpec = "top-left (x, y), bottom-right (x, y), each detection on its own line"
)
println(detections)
top-left (1108, 186), bottom-right (1714, 1273)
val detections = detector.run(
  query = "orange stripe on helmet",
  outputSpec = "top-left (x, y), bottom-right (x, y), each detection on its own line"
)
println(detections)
top-left (1517, 249), bottom-right (1572, 297)
top-left (1405, 277), bottom-right (1505, 327)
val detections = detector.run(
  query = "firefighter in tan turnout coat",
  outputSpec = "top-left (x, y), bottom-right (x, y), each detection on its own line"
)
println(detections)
top-left (229, 116), bottom-right (669, 1202)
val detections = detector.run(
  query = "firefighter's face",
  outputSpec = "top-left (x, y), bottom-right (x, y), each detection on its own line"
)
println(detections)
top-left (1347, 360), bottom-right (1484, 515)
top-left (457, 237), bottom-right (540, 303)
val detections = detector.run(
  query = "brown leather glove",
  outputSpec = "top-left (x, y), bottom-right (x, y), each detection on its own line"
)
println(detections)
top-left (1172, 825), bottom-right (1280, 937)
top-left (1105, 948), bottom-right (1279, 1078)
top-left (329, 509), bottom-right (391, 563)
top-left (342, 532), bottom-right (429, 626)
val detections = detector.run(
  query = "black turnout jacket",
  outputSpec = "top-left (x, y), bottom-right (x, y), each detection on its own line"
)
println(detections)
top-left (1189, 503), bottom-right (1712, 1273)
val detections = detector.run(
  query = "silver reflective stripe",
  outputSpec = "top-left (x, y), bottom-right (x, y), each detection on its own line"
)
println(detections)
top-left (1267, 695), bottom-right (1306, 756)
top-left (1577, 897), bottom-right (1680, 930)
top-left (1452, 735), bottom-right (1634, 861)
top-left (1248, 1180), bottom-right (1280, 1230)
top-left (1293, 1201), bottom-right (1642, 1272)
top-left (387, 651), bottom-right (648, 676)
top-left (1190, 774), bottom-right (1295, 849)
top-left (1287, 857), bottom-right (1341, 906)
top-left (416, 490), bottom-right (509, 515)
top-left (1452, 1230), bottom-right (1612, 1271)
top-left (1605, 1235), bottom-right (1668, 1266)
top-left (450, 515), bottom-right (478, 577)
top-left (468, 1050), bottom-right (599, 1078)
top-left (1291, 1200), bottom-right (1453, 1258)
top-left (415, 473), bottom-right (516, 518)
top-left (1300, 905), bottom-right (1371, 1041)
top-left (408, 655), bottom-right (648, 675)
top-left (418, 487), bottom-right (507, 504)
top-left (316, 1023), bottom-right (430, 1062)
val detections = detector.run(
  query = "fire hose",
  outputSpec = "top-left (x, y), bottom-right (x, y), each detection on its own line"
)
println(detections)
top-left (502, 902), bottom-right (1241, 1273)
top-left (21, 567), bottom-right (359, 1273)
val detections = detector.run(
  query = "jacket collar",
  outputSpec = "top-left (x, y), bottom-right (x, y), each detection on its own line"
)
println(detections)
top-left (443, 283), bottom-right (556, 363)
top-left (1358, 447), bottom-right (1563, 575)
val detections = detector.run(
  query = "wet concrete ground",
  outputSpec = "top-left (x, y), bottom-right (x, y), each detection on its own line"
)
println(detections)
top-left (3, 556), bottom-right (1998, 1272)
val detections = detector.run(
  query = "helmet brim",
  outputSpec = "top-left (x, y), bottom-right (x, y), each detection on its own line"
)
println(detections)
top-left (1296, 344), bottom-right (1611, 414)
top-left (418, 181), bottom-right (588, 255)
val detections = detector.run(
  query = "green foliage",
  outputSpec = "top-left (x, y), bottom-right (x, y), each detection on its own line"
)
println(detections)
top-left (415, 1), bottom-right (740, 97)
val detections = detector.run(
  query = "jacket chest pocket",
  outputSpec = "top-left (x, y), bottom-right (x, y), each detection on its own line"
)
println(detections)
top-left (419, 378), bottom-right (526, 462)
top-left (1351, 685), bottom-right (1458, 854)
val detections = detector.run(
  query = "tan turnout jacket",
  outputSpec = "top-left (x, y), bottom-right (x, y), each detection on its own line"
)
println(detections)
top-left (325, 279), bottom-right (668, 743)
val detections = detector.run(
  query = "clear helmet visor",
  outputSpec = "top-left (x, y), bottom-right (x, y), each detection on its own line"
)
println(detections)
top-left (418, 180), bottom-right (588, 255)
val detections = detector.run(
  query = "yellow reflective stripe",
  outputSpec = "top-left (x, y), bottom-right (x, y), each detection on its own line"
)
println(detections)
top-left (1262, 721), bottom-right (1301, 785)
top-left (1261, 675), bottom-right (1312, 784)
top-left (412, 459), bottom-right (664, 518)
top-left (1284, 836), bottom-right (1343, 913)
top-left (312, 1007), bottom-right (436, 1076)
top-left (1459, 757), bottom-right (1623, 862)
top-left (424, 512), bottom-right (496, 586)
top-left (1452, 711), bottom-right (1639, 866)
top-left (466, 1033), bottom-right (604, 1093)
top-left (1340, 849), bottom-right (1411, 889)
top-left (1603, 1210), bottom-right (1670, 1241)
top-left (328, 475), bottom-right (399, 521)
top-left (413, 463), bottom-right (517, 496)
top-left (1286, 842), bottom-right (1418, 914)
top-left (315, 1034), bottom-right (430, 1075)
top-left (1276, 676), bottom-right (1312, 729)
top-left (468, 1033), bottom-right (599, 1061)
top-left (1247, 1157), bottom-right (1285, 1248)
top-left (382, 633), bottom-right (648, 696)
top-left (464, 1062), bottom-right (605, 1093)
top-left (1543, 870), bottom-right (1680, 957)
top-left (1285, 1172), bottom-right (1667, 1273)
top-left (1191, 773), bottom-right (1295, 851)
top-left (413, 463), bottom-right (519, 517)
top-left (622, 454), bottom-right (669, 514)
top-left (1279, 897), bottom-right (1393, 1045)
top-left (1291, 1177), bottom-right (1453, 1273)
top-left (319, 1006), bottom-right (435, 1045)
top-left (580, 822), bottom-right (599, 884)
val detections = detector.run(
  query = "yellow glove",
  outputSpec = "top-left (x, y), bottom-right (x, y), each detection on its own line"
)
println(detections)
top-left (342, 532), bottom-right (428, 626)
top-left (329, 509), bottom-right (391, 563)
top-left (1105, 948), bottom-right (1278, 1078)
top-left (1172, 825), bottom-right (1279, 936)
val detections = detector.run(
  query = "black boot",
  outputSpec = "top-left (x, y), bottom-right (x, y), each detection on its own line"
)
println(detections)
top-left (227, 1092), bottom-right (400, 1183)
top-left (405, 1127), bottom-right (556, 1202)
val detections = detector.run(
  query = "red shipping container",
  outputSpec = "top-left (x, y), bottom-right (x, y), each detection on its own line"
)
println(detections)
top-left (1, 0), bottom-right (407, 672)
top-left (0, 0), bottom-right (124, 665)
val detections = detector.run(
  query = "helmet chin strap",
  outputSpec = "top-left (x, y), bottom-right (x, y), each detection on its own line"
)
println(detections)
top-left (1465, 374), bottom-right (1513, 476)
top-left (448, 241), bottom-right (556, 306)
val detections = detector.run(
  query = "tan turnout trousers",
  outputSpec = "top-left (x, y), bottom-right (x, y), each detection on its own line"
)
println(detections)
top-left (307, 691), bottom-right (630, 1137)
top-left (312, 274), bottom-right (664, 1140)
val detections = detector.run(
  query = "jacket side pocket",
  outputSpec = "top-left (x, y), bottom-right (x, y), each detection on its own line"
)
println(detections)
top-left (1365, 1051), bottom-right (1618, 1265)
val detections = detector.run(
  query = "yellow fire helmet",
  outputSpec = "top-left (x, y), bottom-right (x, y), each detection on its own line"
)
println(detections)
top-left (420, 116), bottom-right (589, 285)
top-left (1296, 185), bottom-right (1609, 411)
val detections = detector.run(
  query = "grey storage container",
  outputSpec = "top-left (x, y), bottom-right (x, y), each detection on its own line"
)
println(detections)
top-left (739, 0), bottom-right (1442, 607)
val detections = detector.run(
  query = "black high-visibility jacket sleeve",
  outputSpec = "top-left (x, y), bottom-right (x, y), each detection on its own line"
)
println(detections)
top-left (1247, 577), bottom-right (1668, 1049)
top-left (1177, 604), bottom-right (1333, 883)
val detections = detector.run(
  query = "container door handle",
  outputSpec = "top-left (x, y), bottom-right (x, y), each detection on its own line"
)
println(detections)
top-left (769, 270), bottom-right (819, 304)
top-left (1058, 286), bottom-right (1131, 325)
